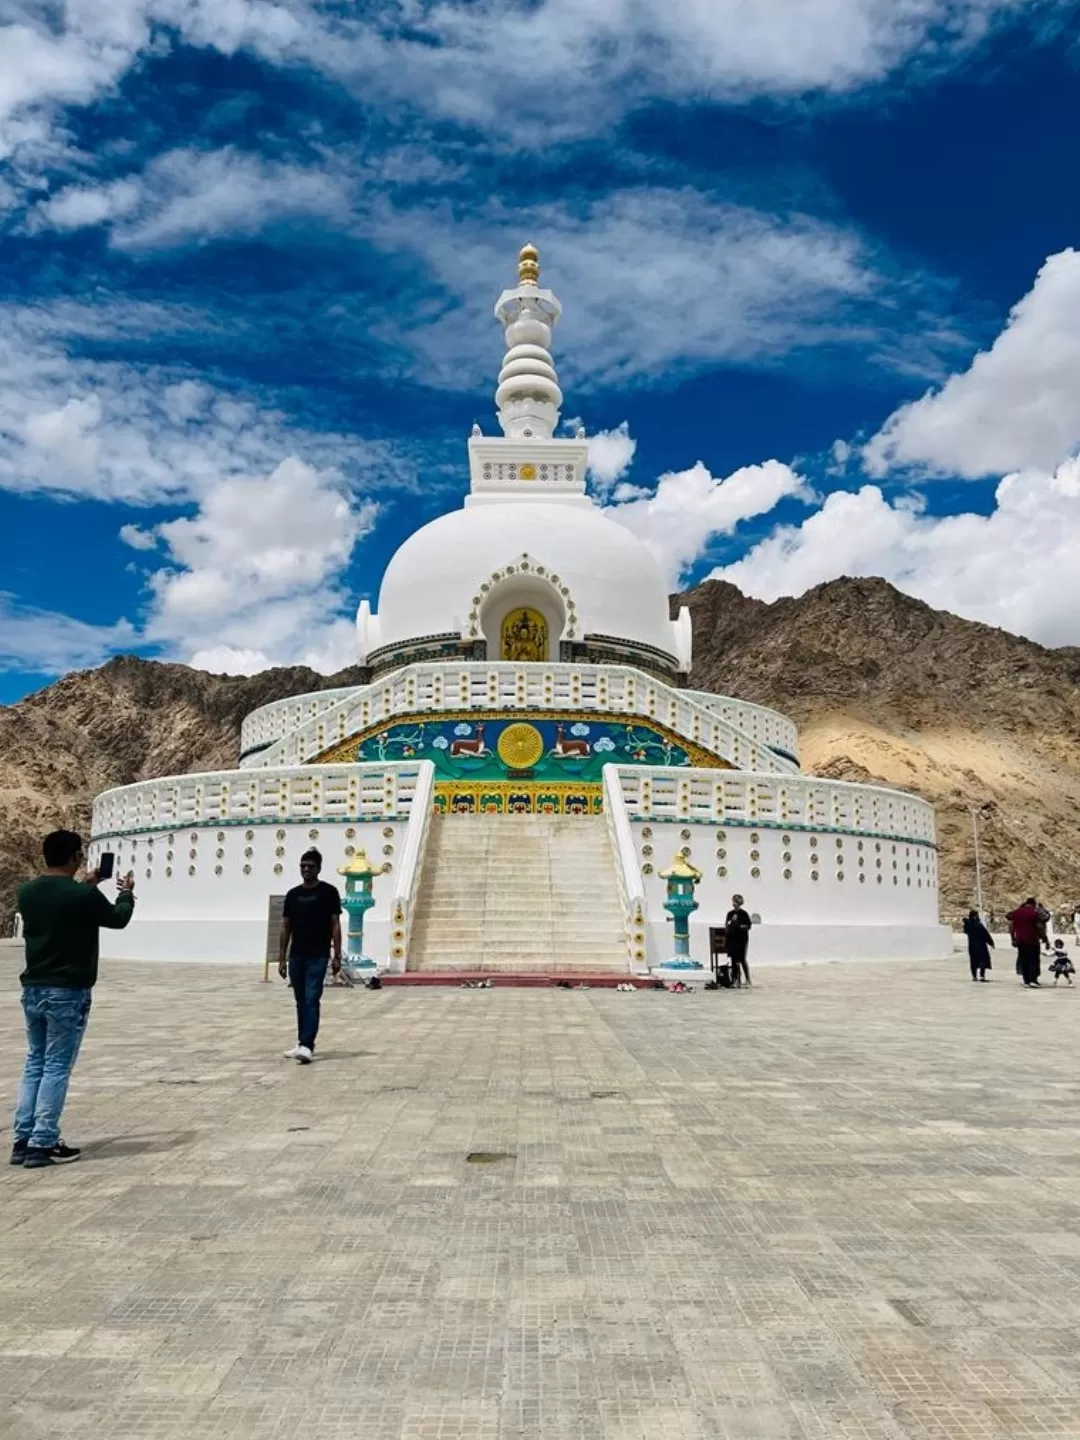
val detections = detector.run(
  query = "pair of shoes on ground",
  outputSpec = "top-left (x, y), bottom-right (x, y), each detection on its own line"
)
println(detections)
top-left (668, 981), bottom-right (693, 993)
top-left (10, 1139), bottom-right (80, 1168)
top-left (615, 983), bottom-right (636, 992)
top-left (283, 1044), bottom-right (314, 1064)
top-left (460, 979), bottom-right (492, 989)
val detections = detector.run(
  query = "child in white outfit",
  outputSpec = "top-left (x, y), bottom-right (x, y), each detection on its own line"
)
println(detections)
top-left (1049, 940), bottom-right (1075, 985)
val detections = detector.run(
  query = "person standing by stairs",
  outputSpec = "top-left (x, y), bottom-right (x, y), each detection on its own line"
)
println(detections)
top-left (725, 895), bottom-right (753, 988)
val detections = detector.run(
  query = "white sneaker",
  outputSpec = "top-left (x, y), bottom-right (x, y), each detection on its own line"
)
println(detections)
top-left (283, 1044), bottom-right (302, 1059)
top-left (295, 1046), bottom-right (313, 1065)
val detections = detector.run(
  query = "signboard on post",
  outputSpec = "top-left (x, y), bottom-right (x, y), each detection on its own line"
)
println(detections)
top-left (264, 895), bottom-right (285, 982)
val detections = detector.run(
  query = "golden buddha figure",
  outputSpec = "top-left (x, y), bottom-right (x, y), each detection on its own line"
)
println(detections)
top-left (501, 607), bottom-right (547, 661)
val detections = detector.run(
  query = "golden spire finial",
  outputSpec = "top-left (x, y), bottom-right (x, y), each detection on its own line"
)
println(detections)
top-left (518, 242), bottom-right (539, 285)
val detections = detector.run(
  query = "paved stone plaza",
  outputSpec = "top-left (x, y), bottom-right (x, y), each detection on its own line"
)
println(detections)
top-left (2, 958), bottom-right (1080, 1439)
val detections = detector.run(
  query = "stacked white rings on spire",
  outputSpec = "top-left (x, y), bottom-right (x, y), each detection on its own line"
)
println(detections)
top-left (493, 243), bottom-right (564, 439)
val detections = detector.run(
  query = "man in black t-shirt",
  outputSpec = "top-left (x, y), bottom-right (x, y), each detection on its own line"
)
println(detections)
top-left (725, 894), bottom-right (753, 988)
top-left (278, 849), bottom-right (342, 1064)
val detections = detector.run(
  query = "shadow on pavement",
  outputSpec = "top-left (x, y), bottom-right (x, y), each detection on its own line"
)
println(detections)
top-left (82, 1130), bottom-right (199, 1158)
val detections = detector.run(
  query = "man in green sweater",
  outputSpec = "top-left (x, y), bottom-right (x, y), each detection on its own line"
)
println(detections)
top-left (11, 830), bottom-right (135, 1169)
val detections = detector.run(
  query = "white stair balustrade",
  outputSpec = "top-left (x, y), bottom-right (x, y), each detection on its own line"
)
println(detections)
top-left (406, 814), bottom-right (629, 974)
top-left (387, 761), bottom-right (436, 969)
top-left (603, 765), bottom-right (650, 970)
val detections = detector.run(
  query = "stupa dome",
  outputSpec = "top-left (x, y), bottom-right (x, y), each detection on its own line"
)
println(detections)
top-left (369, 499), bottom-right (679, 663)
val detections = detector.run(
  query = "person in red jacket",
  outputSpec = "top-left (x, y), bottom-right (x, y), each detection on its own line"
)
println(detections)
top-left (1008, 898), bottom-right (1048, 987)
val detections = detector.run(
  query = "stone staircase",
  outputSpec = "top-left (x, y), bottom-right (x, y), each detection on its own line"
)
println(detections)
top-left (406, 814), bottom-right (630, 974)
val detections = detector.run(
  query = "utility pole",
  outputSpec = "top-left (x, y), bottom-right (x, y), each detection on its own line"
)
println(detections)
top-left (969, 805), bottom-right (985, 917)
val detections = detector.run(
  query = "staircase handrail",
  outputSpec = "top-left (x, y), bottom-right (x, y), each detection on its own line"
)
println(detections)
top-left (603, 764), bottom-right (650, 971)
top-left (388, 760), bottom-right (436, 972)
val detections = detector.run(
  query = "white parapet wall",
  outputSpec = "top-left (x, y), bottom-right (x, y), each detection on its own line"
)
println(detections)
top-left (610, 766), bottom-right (952, 966)
top-left (238, 662), bottom-right (799, 775)
top-left (88, 762), bottom-right (432, 965)
top-left (86, 755), bottom-right (951, 968)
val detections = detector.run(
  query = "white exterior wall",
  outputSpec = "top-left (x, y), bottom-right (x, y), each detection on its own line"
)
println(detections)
top-left (86, 819), bottom-right (399, 964)
top-left (632, 820), bottom-right (949, 965)
top-left (89, 683), bottom-right (952, 970)
top-left (611, 765), bottom-right (950, 966)
top-left (88, 761), bottom-right (430, 966)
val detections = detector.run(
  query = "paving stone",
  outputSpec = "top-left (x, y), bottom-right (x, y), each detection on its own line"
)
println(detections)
top-left (2, 958), bottom-right (1080, 1437)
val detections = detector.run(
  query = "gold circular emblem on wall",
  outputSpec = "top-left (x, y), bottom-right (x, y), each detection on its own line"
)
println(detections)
top-left (497, 722), bottom-right (545, 770)
top-left (519, 464), bottom-right (537, 480)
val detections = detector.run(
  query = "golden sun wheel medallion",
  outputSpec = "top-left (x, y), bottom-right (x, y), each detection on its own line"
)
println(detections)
top-left (497, 723), bottom-right (545, 771)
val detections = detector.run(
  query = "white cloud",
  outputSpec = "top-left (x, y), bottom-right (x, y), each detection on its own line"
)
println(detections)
top-left (606, 458), bottom-right (814, 587)
top-left (186, 645), bottom-right (275, 676)
top-left (705, 252), bottom-right (1080, 648)
top-left (381, 189), bottom-right (918, 391)
top-left (865, 250), bottom-right (1080, 479)
top-left (37, 179), bottom-right (940, 393)
top-left (0, 3), bottom-right (310, 158)
top-left (579, 421), bottom-right (636, 495)
top-left (0, 0), bottom-right (1063, 203)
top-left (710, 460), bottom-right (1080, 647)
top-left (0, 294), bottom-right (414, 679)
top-left (0, 298), bottom-right (401, 503)
top-left (0, 457), bottom-right (379, 677)
top-left (37, 176), bottom-right (141, 230)
top-left (35, 148), bottom-right (354, 250)
top-left (331, 0), bottom-right (1069, 141)
top-left (118, 522), bottom-right (158, 551)
top-left (0, 592), bottom-right (135, 675)
top-left (189, 632), bottom-right (361, 675)
top-left (144, 457), bottom-right (378, 671)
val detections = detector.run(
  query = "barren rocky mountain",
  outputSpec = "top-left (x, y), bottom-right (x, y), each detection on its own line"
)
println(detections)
top-left (2, 576), bottom-right (1078, 927)
top-left (680, 578), bottom-right (1080, 921)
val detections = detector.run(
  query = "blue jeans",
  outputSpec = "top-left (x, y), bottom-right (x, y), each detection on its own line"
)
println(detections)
top-left (14, 986), bottom-right (92, 1148)
top-left (288, 956), bottom-right (329, 1050)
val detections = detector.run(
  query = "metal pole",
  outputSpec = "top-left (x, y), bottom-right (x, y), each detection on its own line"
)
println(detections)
top-left (970, 806), bottom-right (984, 916)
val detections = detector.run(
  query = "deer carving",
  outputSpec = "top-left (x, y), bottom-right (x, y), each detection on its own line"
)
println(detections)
top-left (450, 723), bottom-right (487, 758)
top-left (552, 723), bottom-right (590, 758)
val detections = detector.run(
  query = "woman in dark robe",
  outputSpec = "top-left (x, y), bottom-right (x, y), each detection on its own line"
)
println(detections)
top-left (963, 910), bottom-right (994, 981)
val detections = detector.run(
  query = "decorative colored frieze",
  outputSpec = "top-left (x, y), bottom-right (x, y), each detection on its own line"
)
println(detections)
top-left (311, 710), bottom-right (729, 783)
top-left (432, 783), bottom-right (605, 816)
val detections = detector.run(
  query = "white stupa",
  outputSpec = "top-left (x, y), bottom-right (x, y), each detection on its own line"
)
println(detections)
top-left (90, 245), bottom-right (950, 974)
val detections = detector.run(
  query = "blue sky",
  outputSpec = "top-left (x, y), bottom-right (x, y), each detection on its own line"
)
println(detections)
top-left (1, 1), bottom-right (1079, 703)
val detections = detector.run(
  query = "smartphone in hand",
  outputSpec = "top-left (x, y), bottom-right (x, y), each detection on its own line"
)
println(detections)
top-left (98, 851), bottom-right (115, 881)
